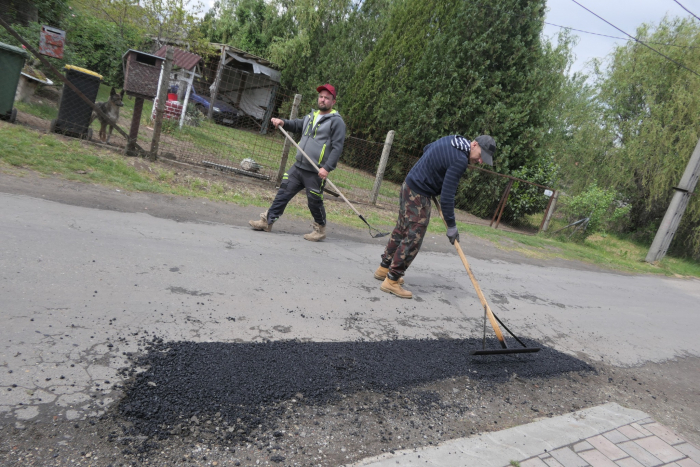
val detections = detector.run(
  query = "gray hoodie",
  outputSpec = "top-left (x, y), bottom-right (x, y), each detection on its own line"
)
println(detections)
top-left (283, 109), bottom-right (346, 173)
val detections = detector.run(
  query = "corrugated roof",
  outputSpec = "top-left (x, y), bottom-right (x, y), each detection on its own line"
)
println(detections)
top-left (154, 46), bottom-right (202, 71)
top-left (209, 43), bottom-right (279, 70)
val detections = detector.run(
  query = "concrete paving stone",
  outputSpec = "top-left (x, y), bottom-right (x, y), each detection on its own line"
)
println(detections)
top-left (618, 441), bottom-right (663, 467)
top-left (631, 423), bottom-right (654, 437)
top-left (605, 430), bottom-right (632, 444)
top-left (550, 447), bottom-right (588, 467)
top-left (579, 449), bottom-right (620, 467)
top-left (544, 458), bottom-right (566, 467)
top-left (615, 458), bottom-right (646, 467)
top-left (634, 437), bottom-right (684, 463)
top-left (644, 423), bottom-right (685, 446)
top-left (675, 458), bottom-right (700, 467)
top-left (521, 458), bottom-right (550, 467)
top-left (618, 425), bottom-right (646, 440)
top-left (574, 442), bottom-right (595, 453)
top-left (589, 435), bottom-right (628, 460)
top-left (676, 444), bottom-right (700, 464)
top-left (639, 419), bottom-right (655, 425)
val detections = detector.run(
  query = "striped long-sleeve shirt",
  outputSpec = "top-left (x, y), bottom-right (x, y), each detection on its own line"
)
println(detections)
top-left (404, 135), bottom-right (470, 228)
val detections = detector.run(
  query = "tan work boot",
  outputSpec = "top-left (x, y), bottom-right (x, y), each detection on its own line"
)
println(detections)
top-left (303, 222), bottom-right (326, 242)
top-left (380, 277), bottom-right (412, 299)
top-left (373, 266), bottom-right (404, 285)
top-left (249, 211), bottom-right (272, 232)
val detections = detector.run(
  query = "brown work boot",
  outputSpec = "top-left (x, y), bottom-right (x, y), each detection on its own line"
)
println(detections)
top-left (380, 277), bottom-right (412, 299)
top-left (249, 211), bottom-right (272, 232)
top-left (303, 222), bottom-right (326, 242)
top-left (373, 266), bottom-right (404, 285)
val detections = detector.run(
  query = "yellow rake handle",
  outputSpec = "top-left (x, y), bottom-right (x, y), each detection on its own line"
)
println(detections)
top-left (277, 126), bottom-right (361, 218)
top-left (431, 198), bottom-right (507, 348)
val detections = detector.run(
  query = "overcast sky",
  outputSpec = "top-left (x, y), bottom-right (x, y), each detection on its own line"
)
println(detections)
top-left (542, 0), bottom-right (696, 74)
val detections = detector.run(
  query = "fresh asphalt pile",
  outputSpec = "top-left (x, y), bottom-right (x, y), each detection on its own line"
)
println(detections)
top-left (117, 337), bottom-right (594, 446)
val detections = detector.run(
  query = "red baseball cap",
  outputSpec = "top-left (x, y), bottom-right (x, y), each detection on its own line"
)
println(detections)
top-left (316, 83), bottom-right (337, 99)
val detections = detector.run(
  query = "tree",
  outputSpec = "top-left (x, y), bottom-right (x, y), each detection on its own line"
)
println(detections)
top-left (73, 0), bottom-right (207, 52)
top-left (553, 17), bottom-right (700, 258)
top-left (201, 0), bottom-right (286, 56)
top-left (344, 0), bottom-right (570, 173)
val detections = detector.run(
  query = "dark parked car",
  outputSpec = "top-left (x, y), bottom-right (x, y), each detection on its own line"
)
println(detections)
top-left (170, 84), bottom-right (238, 127)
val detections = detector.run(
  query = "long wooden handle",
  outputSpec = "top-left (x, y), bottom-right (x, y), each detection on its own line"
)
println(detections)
top-left (277, 126), bottom-right (361, 217)
top-left (431, 198), bottom-right (506, 347)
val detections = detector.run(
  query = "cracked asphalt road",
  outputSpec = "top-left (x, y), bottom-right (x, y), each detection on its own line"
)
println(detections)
top-left (1, 174), bottom-right (699, 465)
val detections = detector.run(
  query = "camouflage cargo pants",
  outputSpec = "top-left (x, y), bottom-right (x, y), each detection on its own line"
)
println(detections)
top-left (381, 182), bottom-right (432, 277)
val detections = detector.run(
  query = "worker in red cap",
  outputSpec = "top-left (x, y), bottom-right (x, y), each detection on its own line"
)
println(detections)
top-left (249, 84), bottom-right (346, 241)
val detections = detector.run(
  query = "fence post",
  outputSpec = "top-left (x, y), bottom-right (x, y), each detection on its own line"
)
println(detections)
top-left (540, 190), bottom-right (559, 232)
top-left (370, 130), bottom-right (395, 205)
top-left (208, 44), bottom-right (227, 120)
top-left (275, 93), bottom-right (302, 186)
top-left (150, 46), bottom-right (174, 160)
top-left (490, 179), bottom-right (513, 229)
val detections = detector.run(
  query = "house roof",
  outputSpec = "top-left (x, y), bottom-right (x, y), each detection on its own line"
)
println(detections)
top-left (154, 46), bottom-right (203, 71)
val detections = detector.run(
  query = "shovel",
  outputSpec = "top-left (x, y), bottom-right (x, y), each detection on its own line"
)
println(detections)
top-left (431, 197), bottom-right (540, 356)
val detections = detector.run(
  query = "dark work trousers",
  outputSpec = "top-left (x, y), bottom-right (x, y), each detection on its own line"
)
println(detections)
top-left (381, 182), bottom-right (432, 278)
top-left (268, 164), bottom-right (327, 225)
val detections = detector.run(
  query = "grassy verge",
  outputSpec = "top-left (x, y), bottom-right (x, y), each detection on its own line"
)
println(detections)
top-left (2, 121), bottom-right (699, 278)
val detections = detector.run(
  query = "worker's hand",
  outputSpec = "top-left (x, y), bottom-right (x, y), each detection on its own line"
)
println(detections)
top-left (446, 226), bottom-right (459, 245)
top-left (271, 118), bottom-right (284, 128)
top-left (318, 168), bottom-right (329, 180)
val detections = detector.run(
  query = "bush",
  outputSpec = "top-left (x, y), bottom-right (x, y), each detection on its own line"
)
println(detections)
top-left (185, 103), bottom-right (203, 127)
top-left (507, 157), bottom-right (559, 225)
top-left (560, 182), bottom-right (630, 239)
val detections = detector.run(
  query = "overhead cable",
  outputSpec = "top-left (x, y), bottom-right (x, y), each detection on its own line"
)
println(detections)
top-left (673, 0), bottom-right (700, 22)
top-left (544, 21), bottom-right (700, 49)
top-left (570, 0), bottom-right (700, 78)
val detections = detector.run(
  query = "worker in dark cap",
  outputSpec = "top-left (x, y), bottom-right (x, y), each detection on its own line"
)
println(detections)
top-left (249, 84), bottom-right (346, 242)
top-left (375, 134), bottom-right (496, 298)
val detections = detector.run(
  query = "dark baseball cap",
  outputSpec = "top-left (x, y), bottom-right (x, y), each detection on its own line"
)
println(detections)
top-left (474, 135), bottom-right (496, 166)
top-left (316, 83), bottom-right (337, 98)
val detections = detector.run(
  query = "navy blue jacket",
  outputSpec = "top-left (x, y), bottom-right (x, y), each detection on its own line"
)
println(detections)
top-left (404, 135), bottom-right (470, 228)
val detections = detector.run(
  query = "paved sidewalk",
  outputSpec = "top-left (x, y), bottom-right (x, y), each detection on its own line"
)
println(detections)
top-left (352, 403), bottom-right (700, 467)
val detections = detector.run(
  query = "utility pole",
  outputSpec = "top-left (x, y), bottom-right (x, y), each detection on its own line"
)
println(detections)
top-left (645, 137), bottom-right (700, 263)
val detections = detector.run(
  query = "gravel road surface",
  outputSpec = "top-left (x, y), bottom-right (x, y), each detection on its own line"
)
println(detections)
top-left (1, 174), bottom-right (698, 466)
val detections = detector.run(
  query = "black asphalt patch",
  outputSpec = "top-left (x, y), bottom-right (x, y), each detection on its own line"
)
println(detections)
top-left (118, 338), bottom-right (593, 441)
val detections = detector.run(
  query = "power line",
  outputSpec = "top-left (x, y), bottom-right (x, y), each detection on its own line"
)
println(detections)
top-left (673, 0), bottom-right (700, 22)
top-left (570, 0), bottom-right (700, 78)
top-left (545, 21), bottom-right (700, 49)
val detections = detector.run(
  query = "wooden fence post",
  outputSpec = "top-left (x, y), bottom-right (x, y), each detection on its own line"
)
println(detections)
top-left (208, 44), bottom-right (227, 120)
top-left (540, 190), bottom-right (559, 232)
top-left (275, 93), bottom-right (302, 186)
top-left (370, 130), bottom-right (395, 205)
top-left (150, 46), bottom-right (174, 160)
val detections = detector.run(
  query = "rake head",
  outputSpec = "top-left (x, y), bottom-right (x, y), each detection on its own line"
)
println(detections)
top-left (359, 215), bottom-right (389, 238)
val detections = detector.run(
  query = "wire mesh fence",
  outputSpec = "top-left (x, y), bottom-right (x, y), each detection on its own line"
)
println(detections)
top-left (386, 134), bottom-right (557, 233)
top-left (1, 7), bottom-right (556, 235)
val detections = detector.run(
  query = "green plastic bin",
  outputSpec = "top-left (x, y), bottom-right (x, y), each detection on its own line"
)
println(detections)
top-left (0, 41), bottom-right (29, 124)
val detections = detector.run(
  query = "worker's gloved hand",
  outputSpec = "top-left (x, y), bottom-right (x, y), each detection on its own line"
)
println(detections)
top-left (446, 226), bottom-right (459, 245)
